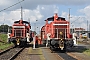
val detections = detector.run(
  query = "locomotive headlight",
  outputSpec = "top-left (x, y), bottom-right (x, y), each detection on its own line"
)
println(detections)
top-left (61, 39), bottom-right (63, 40)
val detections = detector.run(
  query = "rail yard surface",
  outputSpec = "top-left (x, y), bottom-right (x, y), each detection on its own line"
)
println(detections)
top-left (15, 46), bottom-right (63, 60)
top-left (0, 44), bottom-right (90, 60)
top-left (0, 47), bottom-right (24, 60)
top-left (0, 39), bottom-right (90, 60)
top-left (2, 43), bottom-right (88, 60)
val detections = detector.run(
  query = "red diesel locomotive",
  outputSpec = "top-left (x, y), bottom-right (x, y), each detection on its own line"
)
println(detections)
top-left (41, 13), bottom-right (73, 51)
top-left (7, 20), bottom-right (33, 46)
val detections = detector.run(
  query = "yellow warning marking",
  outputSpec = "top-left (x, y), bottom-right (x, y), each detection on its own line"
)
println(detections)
top-left (16, 38), bottom-right (20, 45)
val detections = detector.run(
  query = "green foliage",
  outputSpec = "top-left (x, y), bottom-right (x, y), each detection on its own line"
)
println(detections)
top-left (83, 49), bottom-right (90, 56)
top-left (0, 34), bottom-right (13, 50)
top-left (0, 34), bottom-right (8, 42)
top-left (0, 43), bottom-right (13, 50)
top-left (0, 24), bottom-right (11, 33)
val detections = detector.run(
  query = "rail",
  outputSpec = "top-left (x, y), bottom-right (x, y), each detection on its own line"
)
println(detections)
top-left (0, 47), bottom-right (24, 60)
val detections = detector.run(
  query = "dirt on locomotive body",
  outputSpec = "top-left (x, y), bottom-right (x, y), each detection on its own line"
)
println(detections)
top-left (41, 13), bottom-right (74, 52)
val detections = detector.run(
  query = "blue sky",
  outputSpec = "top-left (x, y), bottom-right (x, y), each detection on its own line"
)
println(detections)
top-left (0, 0), bottom-right (90, 33)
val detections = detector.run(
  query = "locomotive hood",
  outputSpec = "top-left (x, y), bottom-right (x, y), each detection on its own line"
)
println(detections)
top-left (14, 20), bottom-right (30, 24)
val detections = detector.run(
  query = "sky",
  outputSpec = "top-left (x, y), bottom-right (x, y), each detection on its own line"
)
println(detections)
top-left (0, 0), bottom-right (90, 33)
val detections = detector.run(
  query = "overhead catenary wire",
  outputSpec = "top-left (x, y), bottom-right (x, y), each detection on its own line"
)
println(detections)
top-left (71, 17), bottom-right (80, 24)
top-left (0, 0), bottom-right (24, 12)
top-left (18, 0), bottom-right (22, 7)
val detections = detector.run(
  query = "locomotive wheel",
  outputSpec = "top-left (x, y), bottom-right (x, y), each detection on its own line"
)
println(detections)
top-left (35, 40), bottom-right (38, 48)
top-left (8, 38), bottom-right (11, 44)
top-left (20, 41), bottom-right (27, 47)
top-left (14, 42), bottom-right (18, 47)
top-left (42, 40), bottom-right (46, 46)
top-left (61, 48), bottom-right (66, 52)
top-left (50, 46), bottom-right (54, 53)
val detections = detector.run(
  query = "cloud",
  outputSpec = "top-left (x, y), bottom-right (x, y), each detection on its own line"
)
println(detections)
top-left (0, 6), bottom-right (43, 26)
top-left (60, 10), bottom-right (88, 30)
top-left (22, 0), bottom-right (90, 6)
top-left (23, 6), bottom-right (44, 22)
top-left (0, 0), bottom-right (90, 31)
top-left (38, 5), bottom-right (59, 17)
top-left (0, 5), bottom-right (60, 32)
top-left (59, 4), bottom-right (90, 30)
top-left (79, 5), bottom-right (90, 19)
top-left (0, 0), bottom-right (12, 6)
top-left (0, 0), bottom-right (90, 11)
top-left (30, 5), bottom-right (59, 30)
top-left (61, 11), bottom-right (68, 19)
top-left (78, 5), bottom-right (90, 30)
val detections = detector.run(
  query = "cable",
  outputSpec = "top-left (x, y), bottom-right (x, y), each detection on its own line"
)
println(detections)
top-left (0, 0), bottom-right (24, 12)
top-left (71, 17), bottom-right (80, 24)
top-left (18, 0), bottom-right (22, 7)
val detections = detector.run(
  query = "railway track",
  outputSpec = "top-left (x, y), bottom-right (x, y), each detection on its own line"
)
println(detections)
top-left (57, 52), bottom-right (77, 60)
top-left (54, 43), bottom-right (90, 60)
top-left (0, 44), bottom-right (89, 60)
top-left (49, 49), bottom-right (77, 60)
top-left (0, 47), bottom-right (24, 60)
top-left (41, 47), bottom-right (77, 60)
top-left (0, 47), bottom-right (14, 55)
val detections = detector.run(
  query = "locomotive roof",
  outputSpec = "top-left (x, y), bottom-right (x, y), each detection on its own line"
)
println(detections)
top-left (45, 16), bottom-right (65, 21)
top-left (14, 20), bottom-right (29, 24)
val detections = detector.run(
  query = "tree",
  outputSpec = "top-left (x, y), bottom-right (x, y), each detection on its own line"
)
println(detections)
top-left (0, 24), bottom-right (11, 33)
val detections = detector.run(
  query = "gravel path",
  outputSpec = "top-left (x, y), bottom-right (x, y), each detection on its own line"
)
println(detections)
top-left (67, 44), bottom-right (90, 60)
top-left (41, 47), bottom-right (63, 60)
top-left (15, 48), bottom-right (31, 60)
top-left (15, 43), bottom-right (90, 60)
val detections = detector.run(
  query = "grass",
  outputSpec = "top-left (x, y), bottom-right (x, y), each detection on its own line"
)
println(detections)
top-left (0, 33), bottom-right (13, 50)
top-left (83, 49), bottom-right (90, 56)
top-left (78, 41), bottom-right (90, 56)
top-left (77, 40), bottom-right (90, 56)
top-left (0, 43), bottom-right (13, 50)
top-left (0, 34), bottom-right (8, 42)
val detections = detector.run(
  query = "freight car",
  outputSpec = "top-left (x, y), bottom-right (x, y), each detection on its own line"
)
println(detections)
top-left (41, 13), bottom-right (73, 52)
top-left (7, 20), bottom-right (33, 47)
